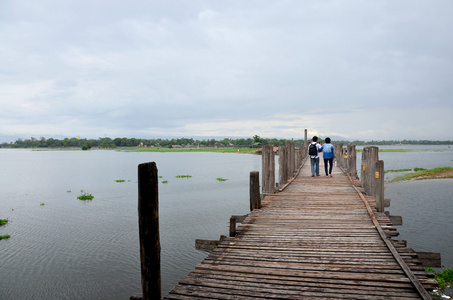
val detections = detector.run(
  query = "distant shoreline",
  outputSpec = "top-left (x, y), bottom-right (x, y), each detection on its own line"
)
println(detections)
top-left (0, 147), bottom-right (444, 154)
top-left (388, 167), bottom-right (453, 183)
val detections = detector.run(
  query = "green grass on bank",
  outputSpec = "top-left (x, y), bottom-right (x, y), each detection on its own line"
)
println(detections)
top-left (388, 167), bottom-right (453, 183)
top-left (123, 147), bottom-right (260, 154)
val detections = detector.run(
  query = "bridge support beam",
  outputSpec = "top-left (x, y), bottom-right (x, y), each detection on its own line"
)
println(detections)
top-left (250, 171), bottom-right (261, 211)
top-left (137, 162), bottom-right (161, 300)
top-left (375, 160), bottom-right (385, 212)
top-left (361, 146), bottom-right (379, 195)
top-left (262, 145), bottom-right (275, 194)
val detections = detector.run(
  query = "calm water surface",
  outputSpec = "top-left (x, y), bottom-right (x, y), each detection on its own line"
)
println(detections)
top-left (0, 150), bottom-right (261, 299)
top-left (371, 145), bottom-right (453, 269)
top-left (0, 146), bottom-right (451, 299)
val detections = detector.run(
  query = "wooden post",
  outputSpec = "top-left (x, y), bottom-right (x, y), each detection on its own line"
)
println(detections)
top-left (137, 162), bottom-right (161, 300)
top-left (347, 144), bottom-right (357, 178)
top-left (341, 147), bottom-right (348, 172)
top-left (304, 129), bottom-right (308, 148)
top-left (375, 160), bottom-right (384, 212)
top-left (287, 142), bottom-right (295, 177)
top-left (361, 146), bottom-right (379, 195)
top-left (250, 171), bottom-right (261, 211)
top-left (296, 145), bottom-right (304, 170)
top-left (360, 147), bottom-right (368, 191)
top-left (229, 216), bottom-right (236, 237)
top-left (278, 146), bottom-right (288, 187)
top-left (261, 145), bottom-right (275, 194)
top-left (334, 144), bottom-right (342, 168)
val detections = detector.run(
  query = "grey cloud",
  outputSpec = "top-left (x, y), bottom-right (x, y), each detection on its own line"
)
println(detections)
top-left (1, 0), bottom-right (452, 141)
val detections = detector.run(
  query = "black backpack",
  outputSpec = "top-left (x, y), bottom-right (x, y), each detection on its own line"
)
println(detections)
top-left (308, 143), bottom-right (318, 156)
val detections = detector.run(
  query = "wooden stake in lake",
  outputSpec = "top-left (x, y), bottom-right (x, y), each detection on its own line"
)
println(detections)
top-left (137, 162), bottom-right (161, 300)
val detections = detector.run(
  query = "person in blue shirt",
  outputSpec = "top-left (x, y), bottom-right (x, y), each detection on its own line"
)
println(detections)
top-left (319, 137), bottom-right (336, 177)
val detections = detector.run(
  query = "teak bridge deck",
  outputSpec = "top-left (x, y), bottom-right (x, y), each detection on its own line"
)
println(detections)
top-left (164, 159), bottom-right (434, 299)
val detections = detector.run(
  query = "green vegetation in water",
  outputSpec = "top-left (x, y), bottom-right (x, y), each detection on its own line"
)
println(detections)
top-left (216, 178), bottom-right (228, 182)
top-left (385, 168), bottom-right (412, 173)
top-left (176, 175), bottom-right (192, 178)
top-left (115, 179), bottom-right (126, 182)
top-left (67, 190), bottom-right (71, 193)
top-left (414, 167), bottom-right (427, 171)
top-left (0, 219), bottom-right (8, 226)
top-left (0, 235), bottom-right (11, 240)
top-left (40, 203), bottom-right (45, 206)
top-left (388, 167), bottom-right (453, 183)
top-left (162, 180), bottom-right (168, 184)
top-left (77, 193), bottom-right (94, 200)
top-left (426, 267), bottom-right (453, 289)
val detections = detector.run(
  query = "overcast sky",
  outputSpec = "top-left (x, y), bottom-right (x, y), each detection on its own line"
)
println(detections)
top-left (1, 1), bottom-right (452, 142)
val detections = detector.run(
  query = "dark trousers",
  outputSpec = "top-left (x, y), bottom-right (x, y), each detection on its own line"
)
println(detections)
top-left (324, 158), bottom-right (333, 176)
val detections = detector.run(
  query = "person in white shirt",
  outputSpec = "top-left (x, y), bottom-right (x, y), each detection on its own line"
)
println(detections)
top-left (307, 136), bottom-right (322, 177)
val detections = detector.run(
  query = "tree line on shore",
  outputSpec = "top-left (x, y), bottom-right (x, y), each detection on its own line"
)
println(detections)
top-left (1, 136), bottom-right (452, 149)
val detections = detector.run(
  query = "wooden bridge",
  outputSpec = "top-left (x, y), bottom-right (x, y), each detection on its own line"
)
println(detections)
top-left (134, 137), bottom-right (439, 299)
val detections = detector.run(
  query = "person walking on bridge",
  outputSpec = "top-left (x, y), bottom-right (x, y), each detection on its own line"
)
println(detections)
top-left (319, 137), bottom-right (336, 177)
top-left (308, 136), bottom-right (322, 177)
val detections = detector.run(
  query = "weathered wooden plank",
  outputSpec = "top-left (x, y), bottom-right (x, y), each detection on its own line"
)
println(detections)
top-left (187, 269), bottom-right (417, 289)
top-left (167, 284), bottom-right (421, 300)
top-left (195, 239), bottom-right (219, 253)
top-left (195, 264), bottom-right (412, 283)
top-left (416, 251), bottom-right (442, 268)
top-left (178, 275), bottom-right (421, 298)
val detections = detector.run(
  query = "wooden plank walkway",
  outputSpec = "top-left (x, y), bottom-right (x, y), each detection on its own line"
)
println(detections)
top-left (164, 158), bottom-right (434, 299)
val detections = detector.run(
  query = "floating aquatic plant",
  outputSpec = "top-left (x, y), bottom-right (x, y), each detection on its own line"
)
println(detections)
top-left (77, 193), bottom-right (94, 200)
top-left (0, 219), bottom-right (8, 226)
top-left (0, 235), bottom-right (11, 240)
top-left (115, 179), bottom-right (126, 182)
top-left (176, 175), bottom-right (192, 178)
top-left (216, 178), bottom-right (228, 182)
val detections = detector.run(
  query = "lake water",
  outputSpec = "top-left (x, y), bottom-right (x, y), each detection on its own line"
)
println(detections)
top-left (0, 146), bottom-right (452, 299)
top-left (364, 145), bottom-right (453, 271)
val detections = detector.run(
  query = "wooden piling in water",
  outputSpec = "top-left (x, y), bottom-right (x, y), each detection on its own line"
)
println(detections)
top-left (261, 145), bottom-right (275, 194)
top-left (347, 144), bottom-right (357, 178)
top-left (137, 162), bottom-right (161, 300)
top-left (249, 171), bottom-right (261, 211)
top-left (334, 144), bottom-right (343, 168)
top-left (375, 160), bottom-right (385, 212)
top-left (278, 146), bottom-right (288, 187)
top-left (361, 146), bottom-right (379, 195)
top-left (287, 142), bottom-right (295, 177)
